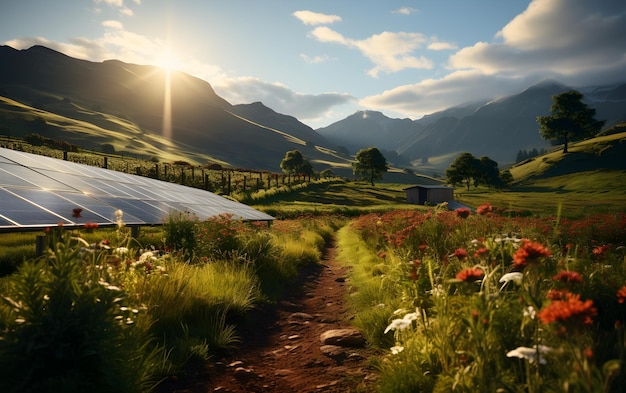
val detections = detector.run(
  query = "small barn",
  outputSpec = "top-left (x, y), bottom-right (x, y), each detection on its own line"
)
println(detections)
top-left (404, 184), bottom-right (454, 205)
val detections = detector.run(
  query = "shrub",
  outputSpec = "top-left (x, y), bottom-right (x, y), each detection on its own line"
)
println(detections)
top-left (0, 230), bottom-right (161, 393)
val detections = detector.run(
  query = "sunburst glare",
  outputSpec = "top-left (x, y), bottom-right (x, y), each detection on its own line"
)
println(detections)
top-left (156, 50), bottom-right (179, 140)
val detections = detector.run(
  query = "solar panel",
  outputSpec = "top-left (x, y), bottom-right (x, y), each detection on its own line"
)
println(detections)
top-left (0, 147), bottom-right (274, 231)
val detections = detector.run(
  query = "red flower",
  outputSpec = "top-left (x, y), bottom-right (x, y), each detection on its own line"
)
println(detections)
top-left (617, 286), bottom-right (626, 304)
top-left (547, 289), bottom-right (567, 300)
top-left (476, 203), bottom-right (493, 215)
top-left (474, 247), bottom-right (489, 258)
top-left (538, 291), bottom-right (597, 327)
top-left (84, 222), bottom-right (99, 231)
top-left (455, 208), bottom-right (471, 219)
top-left (592, 245), bottom-right (610, 258)
top-left (513, 239), bottom-right (551, 267)
top-left (456, 267), bottom-right (484, 282)
top-left (72, 208), bottom-right (83, 218)
top-left (453, 248), bottom-right (468, 260)
top-left (552, 270), bottom-right (583, 284)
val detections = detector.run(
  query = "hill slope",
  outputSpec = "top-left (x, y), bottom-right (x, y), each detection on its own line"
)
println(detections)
top-left (0, 45), bottom-right (339, 171)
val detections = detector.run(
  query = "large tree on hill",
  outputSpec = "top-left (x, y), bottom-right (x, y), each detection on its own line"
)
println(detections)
top-left (353, 147), bottom-right (389, 186)
top-left (280, 150), bottom-right (314, 175)
top-left (537, 90), bottom-right (605, 154)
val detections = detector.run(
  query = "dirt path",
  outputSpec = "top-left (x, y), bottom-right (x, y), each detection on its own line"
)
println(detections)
top-left (157, 242), bottom-right (378, 393)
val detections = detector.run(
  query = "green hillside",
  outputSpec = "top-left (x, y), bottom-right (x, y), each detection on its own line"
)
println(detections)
top-left (0, 95), bottom-right (225, 165)
top-left (509, 128), bottom-right (626, 182)
top-left (454, 129), bottom-right (626, 216)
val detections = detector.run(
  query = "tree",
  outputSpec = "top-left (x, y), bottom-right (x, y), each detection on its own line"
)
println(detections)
top-left (537, 90), bottom-right (605, 153)
top-left (477, 156), bottom-right (501, 189)
top-left (446, 152), bottom-right (481, 191)
top-left (320, 168), bottom-right (335, 178)
top-left (280, 150), bottom-right (314, 175)
top-left (352, 147), bottom-right (389, 186)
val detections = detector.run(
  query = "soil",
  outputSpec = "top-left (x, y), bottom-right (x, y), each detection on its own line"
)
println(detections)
top-left (156, 241), bottom-right (380, 393)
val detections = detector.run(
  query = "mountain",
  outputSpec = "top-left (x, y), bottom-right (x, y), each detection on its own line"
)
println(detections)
top-left (318, 80), bottom-right (626, 172)
top-left (2, 45), bottom-right (624, 177)
top-left (316, 110), bottom-right (420, 153)
top-left (0, 45), bottom-right (339, 171)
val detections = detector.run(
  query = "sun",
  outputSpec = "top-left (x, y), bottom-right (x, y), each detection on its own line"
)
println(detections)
top-left (155, 49), bottom-right (181, 72)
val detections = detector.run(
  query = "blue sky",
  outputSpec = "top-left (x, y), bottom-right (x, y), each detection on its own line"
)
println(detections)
top-left (1, 0), bottom-right (625, 128)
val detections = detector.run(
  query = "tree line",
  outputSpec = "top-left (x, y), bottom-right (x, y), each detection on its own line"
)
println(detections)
top-left (279, 89), bottom-right (604, 191)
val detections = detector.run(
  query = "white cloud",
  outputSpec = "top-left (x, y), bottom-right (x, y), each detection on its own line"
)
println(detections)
top-left (310, 27), bottom-right (433, 77)
top-left (211, 76), bottom-right (355, 123)
top-left (427, 40), bottom-right (458, 51)
top-left (293, 10), bottom-right (341, 25)
top-left (361, 70), bottom-right (529, 117)
top-left (94, 0), bottom-right (135, 17)
top-left (300, 54), bottom-right (330, 64)
top-left (361, 0), bottom-right (626, 118)
top-left (101, 20), bottom-right (123, 29)
top-left (392, 7), bottom-right (419, 15)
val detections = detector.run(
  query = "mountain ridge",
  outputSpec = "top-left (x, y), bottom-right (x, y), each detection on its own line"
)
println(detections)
top-left (1, 45), bottom-right (625, 176)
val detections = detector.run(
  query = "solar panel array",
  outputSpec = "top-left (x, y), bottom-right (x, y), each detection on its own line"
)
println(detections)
top-left (0, 147), bottom-right (274, 231)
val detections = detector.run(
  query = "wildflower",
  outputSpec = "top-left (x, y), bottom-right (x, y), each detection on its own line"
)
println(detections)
top-left (474, 247), bottom-right (489, 258)
top-left (617, 286), bottom-right (626, 304)
top-left (452, 248), bottom-right (468, 260)
top-left (384, 312), bottom-right (418, 334)
top-left (456, 267), bottom-right (484, 282)
top-left (506, 345), bottom-right (551, 365)
top-left (552, 270), bottom-right (583, 284)
top-left (390, 346), bottom-right (404, 355)
top-left (476, 203), bottom-right (493, 215)
top-left (115, 247), bottom-right (129, 256)
top-left (72, 208), bottom-right (83, 218)
top-left (513, 239), bottom-right (551, 267)
top-left (538, 291), bottom-right (597, 327)
top-left (523, 306), bottom-right (536, 319)
top-left (499, 272), bottom-right (523, 286)
top-left (547, 289), bottom-right (567, 300)
top-left (592, 245), bottom-right (610, 258)
top-left (84, 222), bottom-right (98, 231)
top-left (378, 251), bottom-right (387, 259)
top-left (115, 209), bottom-right (125, 227)
top-left (455, 208), bottom-right (471, 219)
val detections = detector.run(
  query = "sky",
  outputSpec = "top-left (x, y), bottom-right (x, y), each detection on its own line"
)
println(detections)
top-left (1, 0), bottom-right (625, 129)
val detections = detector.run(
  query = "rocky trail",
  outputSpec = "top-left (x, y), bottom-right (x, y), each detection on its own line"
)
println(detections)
top-left (157, 242), bottom-right (379, 393)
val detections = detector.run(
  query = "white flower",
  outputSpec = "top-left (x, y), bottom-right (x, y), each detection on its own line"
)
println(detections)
top-left (390, 346), bottom-right (404, 355)
top-left (499, 272), bottom-right (523, 290)
top-left (506, 345), bottom-right (551, 364)
top-left (384, 318), bottom-right (411, 334)
top-left (115, 247), bottom-right (129, 255)
top-left (139, 251), bottom-right (156, 263)
top-left (384, 312), bottom-right (419, 334)
top-left (523, 306), bottom-right (536, 320)
top-left (429, 284), bottom-right (445, 297)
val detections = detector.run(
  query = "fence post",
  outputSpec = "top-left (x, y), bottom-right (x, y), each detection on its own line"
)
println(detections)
top-left (103, 157), bottom-right (108, 169)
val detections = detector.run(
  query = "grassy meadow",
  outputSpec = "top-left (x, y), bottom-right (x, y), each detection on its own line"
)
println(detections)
top-left (0, 133), bottom-right (624, 391)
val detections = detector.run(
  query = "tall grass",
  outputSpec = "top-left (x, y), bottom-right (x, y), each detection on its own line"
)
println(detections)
top-left (339, 205), bottom-right (626, 392)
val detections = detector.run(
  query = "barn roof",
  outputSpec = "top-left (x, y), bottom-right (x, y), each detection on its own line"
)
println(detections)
top-left (0, 147), bottom-right (274, 232)
top-left (403, 184), bottom-right (453, 191)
